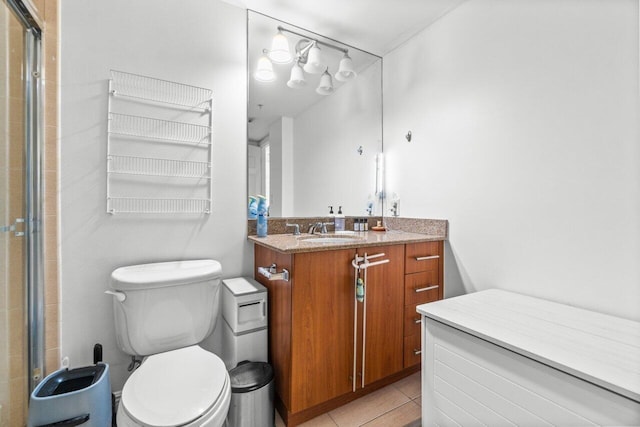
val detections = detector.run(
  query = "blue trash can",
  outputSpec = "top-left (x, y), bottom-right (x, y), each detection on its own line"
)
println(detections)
top-left (28, 363), bottom-right (111, 427)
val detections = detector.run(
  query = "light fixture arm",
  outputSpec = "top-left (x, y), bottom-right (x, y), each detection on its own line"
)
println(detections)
top-left (278, 26), bottom-right (348, 56)
top-left (294, 39), bottom-right (314, 64)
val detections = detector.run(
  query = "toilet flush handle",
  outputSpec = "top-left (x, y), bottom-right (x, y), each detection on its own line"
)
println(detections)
top-left (105, 290), bottom-right (126, 303)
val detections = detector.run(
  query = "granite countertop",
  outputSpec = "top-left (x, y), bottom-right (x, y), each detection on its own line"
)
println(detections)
top-left (248, 229), bottom-right (446, 254)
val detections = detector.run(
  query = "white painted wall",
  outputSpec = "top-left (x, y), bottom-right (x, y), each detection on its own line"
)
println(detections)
top-left (60, 0), bottom-right (249, 390)
top-left (384, 0), bottom-right (640, 320)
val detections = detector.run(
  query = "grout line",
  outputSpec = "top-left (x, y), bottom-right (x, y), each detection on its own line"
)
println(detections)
top-left (327, 412), bottom-right (339, 426)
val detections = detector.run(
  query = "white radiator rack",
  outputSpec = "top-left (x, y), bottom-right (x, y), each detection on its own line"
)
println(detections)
top-left (107, 70), bottom-right (213, 214)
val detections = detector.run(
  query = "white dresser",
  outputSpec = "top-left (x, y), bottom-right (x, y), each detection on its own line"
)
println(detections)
top-left (418, 289), bottom-right (640, 426)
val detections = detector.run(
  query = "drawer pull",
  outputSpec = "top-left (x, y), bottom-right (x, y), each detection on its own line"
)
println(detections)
top-left (415, 285), bottom-right (439, 293)
top-left (415, 255), bottom-right (439, 261)
top-left (414, 318), bottom-right (421, 324)
top-left (413, 349), bottom-right (422, 356)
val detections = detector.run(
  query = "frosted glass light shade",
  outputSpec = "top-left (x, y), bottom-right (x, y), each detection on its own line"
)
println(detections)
top-left (268, 31), bottom-right (292, 64)
top-left (254, 55), bottom-right (275, 82)
top-left (303, 44), bottom-right (325, 74)
top-left (335, 53), bottom-right (357, 82)
top-left (316, 69), bottom-right (334, 95)
top-left (287, 62), bottom-right (306, 89)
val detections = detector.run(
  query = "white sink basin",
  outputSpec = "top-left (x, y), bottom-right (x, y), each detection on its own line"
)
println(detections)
top-left (300, 237), bottom-right (358, 244)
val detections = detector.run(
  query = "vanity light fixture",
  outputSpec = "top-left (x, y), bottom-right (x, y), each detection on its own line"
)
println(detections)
top-left (375, 153), bottom-right (385, 200)
top-left (268, 29), bottom-right (293, 64)
top-left (256, 25), bottom-right (357, 95)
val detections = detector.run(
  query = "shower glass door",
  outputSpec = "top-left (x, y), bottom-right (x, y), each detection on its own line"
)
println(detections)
top-left (1, 0), bottom-right (42, 424)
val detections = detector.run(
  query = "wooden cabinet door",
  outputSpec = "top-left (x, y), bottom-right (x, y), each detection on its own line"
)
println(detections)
top-left (360, 245), bottom-right (405, 386)
top-left (290, 248), bottom-right (356, 412)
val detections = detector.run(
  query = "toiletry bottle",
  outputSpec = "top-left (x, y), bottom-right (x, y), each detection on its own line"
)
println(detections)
top-left (335, 206), bottom-right (345, 231)
top-left (248, 196), bottom-right (257, 219)
top-left (353, 218), bottom-right (360, 232)
top-left (256, 195), bottom-right (268, 237)
top-left (363, 218), bottom-right (369, 231)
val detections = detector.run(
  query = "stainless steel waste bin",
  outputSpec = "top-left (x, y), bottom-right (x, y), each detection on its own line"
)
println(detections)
top-left (226, 361), bottom-right (274, 427)
top-left (28, 363), bottom-right (112, 427)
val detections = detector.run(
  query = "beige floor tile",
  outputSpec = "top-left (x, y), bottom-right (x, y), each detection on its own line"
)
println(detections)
top-left (275, 410), bottom-right (286, 427)
top-left (413, 396), bottom-right (422, 407)
top-left (394, 372), bottom-right (421, 400)
top-left (329, 385), bottom-right (410, 427)
top-left (300, 413), bottom-right (338, 427)
top-left (361, 401), bottom-right (421, 427)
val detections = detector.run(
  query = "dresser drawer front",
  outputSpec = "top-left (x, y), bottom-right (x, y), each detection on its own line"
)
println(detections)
top-left (404, 333), bottom-right (422, 367)
top-left (405, 242), bottom-right (441, 274)
top-left (405, 271), bottom-right (440, 306)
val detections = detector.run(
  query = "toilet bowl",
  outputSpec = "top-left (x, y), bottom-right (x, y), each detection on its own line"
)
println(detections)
top-left (116, 346), bottom-right (230, 427)
top-left (107, 260), bottom-right (230, 427)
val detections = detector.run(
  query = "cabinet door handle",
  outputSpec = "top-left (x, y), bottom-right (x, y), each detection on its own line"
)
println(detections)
top-left (414, 285), bottom-right (439, 293)
top-left (414, 317), bottom-right (421, 324)
top-left (415, 255), bottom-right (439, 261)
top-left (413, 349), bottom-right (422, 356)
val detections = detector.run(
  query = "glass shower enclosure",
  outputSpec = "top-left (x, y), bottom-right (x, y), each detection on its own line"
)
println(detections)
top-left (1, 0), bottom-right (43, 422)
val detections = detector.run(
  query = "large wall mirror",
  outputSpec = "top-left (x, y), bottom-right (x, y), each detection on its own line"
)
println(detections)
top-left (247, 11), bottom-right (383, 218)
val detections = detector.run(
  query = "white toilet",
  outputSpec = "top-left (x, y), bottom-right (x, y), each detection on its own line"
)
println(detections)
top-left (107, 259), bottom-right (231, 427)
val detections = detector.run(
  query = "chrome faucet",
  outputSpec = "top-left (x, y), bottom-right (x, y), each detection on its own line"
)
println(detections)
top-left (308, 222), bottom-right (334, 234)
top-left (286, 223), bottom-right (301, 235)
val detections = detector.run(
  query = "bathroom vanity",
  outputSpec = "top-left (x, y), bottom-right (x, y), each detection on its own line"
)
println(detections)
top-left (250, 228), bottom-right (445, 426)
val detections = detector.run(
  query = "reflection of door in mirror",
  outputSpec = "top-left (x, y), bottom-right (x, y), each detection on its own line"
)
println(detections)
top-left (248, 142), bottom-right (269, 204)
top-left (248, 11), bottom-right (383, 218)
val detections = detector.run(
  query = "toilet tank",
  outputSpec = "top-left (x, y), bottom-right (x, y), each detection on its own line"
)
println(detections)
top-left (109, 259), bottom-right (222, 356)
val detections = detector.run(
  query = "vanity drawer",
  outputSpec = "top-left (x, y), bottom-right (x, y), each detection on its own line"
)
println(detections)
top-left (405, 242), bottom-right (441, 274)
top-left (404, 304), bottom-right (423, 337)
top-left (404, 333), bottom-right (422, 367)
top-left (404, 271), bottom-right (440, 306)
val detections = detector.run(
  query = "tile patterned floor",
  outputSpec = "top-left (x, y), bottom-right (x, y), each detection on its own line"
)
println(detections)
top-left (275, 372), bottom-right (422, 427)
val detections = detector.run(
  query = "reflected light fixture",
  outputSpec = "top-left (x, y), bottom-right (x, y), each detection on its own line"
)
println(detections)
top-left (315, 68), bottom-right (334, 95)
top-left (335, 52), bottom-right (357, 82)
top-left (254, 52), bottom-right (276, 82)
top-left (303, 41), bottom-right (325, 74)
top-left (268, 29), bottom-right (292, 64)
top-left (287, 61), bottom-right (306, 88)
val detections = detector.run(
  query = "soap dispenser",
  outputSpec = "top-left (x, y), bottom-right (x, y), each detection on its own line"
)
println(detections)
top-left (335, 206), bottom-right (345, 231)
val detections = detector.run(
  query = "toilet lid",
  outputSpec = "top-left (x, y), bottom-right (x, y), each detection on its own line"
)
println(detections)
top-left (122, 346), bottom-right (228, 427)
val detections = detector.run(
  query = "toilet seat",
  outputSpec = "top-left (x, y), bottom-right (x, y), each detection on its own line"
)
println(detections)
top-left (121, 346), bottom-right (229, 427)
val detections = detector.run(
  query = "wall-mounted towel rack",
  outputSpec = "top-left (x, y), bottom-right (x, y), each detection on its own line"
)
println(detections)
top-left (107, 70), bottom-right (213, 214)
top-left (351, 251), bottom-right (390, 391)
top-left (258, 264), bottom-right (289, 282)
